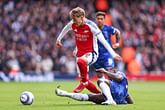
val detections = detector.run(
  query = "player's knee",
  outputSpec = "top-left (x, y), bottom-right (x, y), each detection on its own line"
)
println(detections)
top-left (77, 58), bottom-right (86, 66)
top-left (97, 79), bottom-right (110, 87)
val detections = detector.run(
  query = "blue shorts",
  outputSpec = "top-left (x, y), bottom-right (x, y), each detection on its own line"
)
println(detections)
top-left (94, 55), bottom-right (115, 70)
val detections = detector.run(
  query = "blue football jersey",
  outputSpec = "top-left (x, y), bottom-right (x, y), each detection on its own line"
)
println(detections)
top-left (94, 25), bottom-right (118, 70)
top-left (98, 25), bottom-right (117, 56)
top-left (110, 71), bottom-right (129, 104)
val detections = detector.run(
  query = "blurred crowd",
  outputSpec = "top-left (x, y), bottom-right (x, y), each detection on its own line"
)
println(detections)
top-left (0, 0), bottom-right (164, 77)
top-left (0, 0), bottom-right (96, 76)
top-left (110, 0), bottom-right (165, 74)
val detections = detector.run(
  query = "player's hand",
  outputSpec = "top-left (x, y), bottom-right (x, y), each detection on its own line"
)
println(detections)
top-left (56, 40), bottom-right (62, 48)
top-left (114, 54), bottom-right (122, 61)
top-left (112, 43), bottom-right (120, 49)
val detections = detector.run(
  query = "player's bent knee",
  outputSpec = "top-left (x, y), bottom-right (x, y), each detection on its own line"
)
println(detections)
top-left (97, 80), bottom-right (110, 87)
top-left (77, 58), bottom-right (86, 66)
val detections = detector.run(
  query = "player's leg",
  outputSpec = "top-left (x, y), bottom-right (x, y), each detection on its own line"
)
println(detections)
top-left (73, 63), bottom-right (86, 93)
top-left (85, 52), bottom-right (100, 93)
top-left (94, 57), bottom-right (116, 104)
top-left (73, 57), bottom-right (88, 93)
top-left (56, 88), bottom-right (105, 104)
top-left (73, 52), bottom-right (100, 93)
top-left (97, 75), bottom-right (116, 105)
top-left (88, 94), bottom-right (106, 104)
top-left (85, 80), bottom-right (100, 93)
top-left (77, 58), bottom-right (88, 82)
top-left (56, 88), bottom-right (89, 101)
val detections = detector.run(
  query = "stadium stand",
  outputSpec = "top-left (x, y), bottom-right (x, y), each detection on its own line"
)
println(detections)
top-left (0, 0), bottom-right (164, 81)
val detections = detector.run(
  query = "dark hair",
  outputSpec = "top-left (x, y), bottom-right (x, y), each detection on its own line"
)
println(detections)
top-left (96, 11), bottom-right (106, 18)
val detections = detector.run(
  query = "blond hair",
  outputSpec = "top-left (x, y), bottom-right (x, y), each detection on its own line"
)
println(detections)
top-left (69, 7), bottom-right (85, 18)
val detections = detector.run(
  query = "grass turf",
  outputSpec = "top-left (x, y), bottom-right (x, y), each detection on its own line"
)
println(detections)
top-left (0, 81), bottom-right (165, 110)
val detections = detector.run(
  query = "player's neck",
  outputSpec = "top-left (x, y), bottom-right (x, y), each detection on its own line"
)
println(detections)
top-left (76, 21), bottom-right (84, 27)
top-left (99, 25), bottom-right (104, 29)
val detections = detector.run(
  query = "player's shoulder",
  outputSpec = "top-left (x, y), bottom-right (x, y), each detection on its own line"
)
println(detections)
top-left (85, 19), bottom-right (95, 25)
top-left (65, 20), bottom-right (74, 28)
top-left (85, 19), bottom-right (98, 30)
top-left (104, 25), bottom-right (114, 30)
top-left (68, 20), bottom-right (74, 25)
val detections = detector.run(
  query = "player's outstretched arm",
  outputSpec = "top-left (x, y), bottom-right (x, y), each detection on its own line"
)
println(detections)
top-left (56, 40), bottom-right (62, 48)
top-left (97, 32), bottom-right (122, 61)
top-left (56, 21), bottom-right (72, 48)
top-left (96, 68), bottom-right (123, 82)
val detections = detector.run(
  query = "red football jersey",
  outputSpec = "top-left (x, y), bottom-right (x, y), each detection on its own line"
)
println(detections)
top-left (72, 23), bottom-right (94, 57)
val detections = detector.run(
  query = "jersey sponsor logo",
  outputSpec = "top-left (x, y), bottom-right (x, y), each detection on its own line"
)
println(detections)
top-left (75, 33), bottom-right (89, 41)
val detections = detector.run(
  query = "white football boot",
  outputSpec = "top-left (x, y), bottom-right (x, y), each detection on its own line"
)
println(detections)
top-left (55, 88), bottom-right (68, 97)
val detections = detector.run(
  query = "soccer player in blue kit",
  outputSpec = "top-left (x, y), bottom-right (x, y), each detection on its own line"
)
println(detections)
top-left (55, 69), bottom-right (134, 105)
top-left (93, 11), bottom-right (122, 104)
top-left (94, 11), bottom-right (121, 73)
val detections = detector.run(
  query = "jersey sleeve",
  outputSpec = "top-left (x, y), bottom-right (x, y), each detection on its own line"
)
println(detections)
top-left (85, 19), bottom-right (102, 37)
top-left (56, 20), bottom-right (73, 41)
top-left (110, 26), bottom-right (121, 43)
top-left (111, 26), bottom-right (119, 35)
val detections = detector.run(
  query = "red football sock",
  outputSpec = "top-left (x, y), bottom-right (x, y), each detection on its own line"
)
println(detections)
top-left (86, 80), bottom-right (100, 93)
top-left (73, 82), bottom-right (86, 93)
top-left (73, 59), bottom-right (88, 93)
top-left (77, 59), bottom-right (88, 82)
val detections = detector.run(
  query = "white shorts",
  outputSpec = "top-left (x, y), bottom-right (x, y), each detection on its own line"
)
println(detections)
top-left (80, 52), bottom-right (98, 65)
top-left (76, 52), bottom-right (98, 74)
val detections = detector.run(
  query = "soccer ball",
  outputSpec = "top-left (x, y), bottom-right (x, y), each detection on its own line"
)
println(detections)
top-left (20, 91), bottom-right (34, 105)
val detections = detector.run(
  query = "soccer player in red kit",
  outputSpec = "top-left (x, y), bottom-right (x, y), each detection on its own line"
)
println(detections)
top-left (56, 7), bottom-right (122, 93)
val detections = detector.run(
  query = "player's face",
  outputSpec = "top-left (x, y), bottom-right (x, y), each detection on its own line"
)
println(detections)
top-left (96, 15), bottom-right (105, 28)
top-left (73, 16), bottom-right (84, 26)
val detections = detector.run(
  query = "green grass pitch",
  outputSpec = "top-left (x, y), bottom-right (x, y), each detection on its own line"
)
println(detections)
top-left (0, 81), bottom-right (165, 110)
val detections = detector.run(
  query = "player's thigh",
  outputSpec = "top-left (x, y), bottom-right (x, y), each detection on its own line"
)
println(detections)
top-left (78, 52), bottom-right (98, 65)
